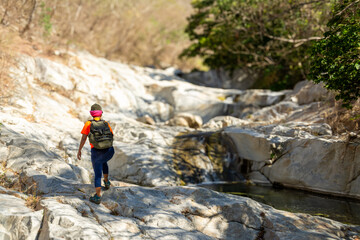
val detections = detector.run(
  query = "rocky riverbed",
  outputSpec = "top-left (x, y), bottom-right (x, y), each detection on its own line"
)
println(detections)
top-left (0, 50), bottom-right (359, 239)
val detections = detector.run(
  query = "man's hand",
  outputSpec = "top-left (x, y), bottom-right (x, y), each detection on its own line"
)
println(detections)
top-left (77, 134), bottom-right (88, 161)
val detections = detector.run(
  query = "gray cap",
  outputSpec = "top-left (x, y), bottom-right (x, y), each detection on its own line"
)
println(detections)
top-left (91, 103), bottom-right (102, 111)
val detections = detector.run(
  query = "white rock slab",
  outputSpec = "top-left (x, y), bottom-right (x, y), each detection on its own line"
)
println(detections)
top-left (0, 193), bottom-right (43, 240)
top-left (39, 198), bottom-right (109, 239)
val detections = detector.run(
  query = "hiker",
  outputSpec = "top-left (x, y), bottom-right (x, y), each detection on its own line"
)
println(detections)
top-left (77, 103), bottom-right (114, 204)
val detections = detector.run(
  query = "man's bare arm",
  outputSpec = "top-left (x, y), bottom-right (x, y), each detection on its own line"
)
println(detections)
top-left (77, 134), bottom-right (88, 160)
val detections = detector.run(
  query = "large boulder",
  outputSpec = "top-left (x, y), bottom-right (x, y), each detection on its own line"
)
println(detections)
top-left (225, 128), bottom-right (272, 162)
top-left (203, 116), bottom-right (251, 129)
top-left (136, 114), bottom-right (156, 125)
top-left (166, 113), bottom-right (203, 128)
top-left (179, 68), bottom-right (257, 90)
top-left (149, 84), bottom-right (233, 122)
top-left (234, 90), bottom-right (290, 108)
top-left (287, 80), bottom-right (333, 105)
top-left (224, 125), bottom-right (360, 199)
top-left (262, 137), bottom-right (360, 198)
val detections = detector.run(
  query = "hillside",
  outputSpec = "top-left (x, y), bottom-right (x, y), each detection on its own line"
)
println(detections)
top-left (0, 38), bottom-right (359, 238)
top-left (1, 0), bottom-right (206, 69)
top-left (0, 1), bottom-right (360, 237)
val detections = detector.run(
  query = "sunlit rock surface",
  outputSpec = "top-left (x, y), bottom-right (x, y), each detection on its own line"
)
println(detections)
top-left (0, 187), bottom-right (43, 240)
top-left (224, 125), bottom-right (360, 198)
top-left (0, 50), bottom-right (359, 239)
top-left (3, 184), bottom-right (360, 240)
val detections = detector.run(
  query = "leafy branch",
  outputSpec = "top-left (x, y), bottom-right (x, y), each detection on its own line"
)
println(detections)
top-left (309, 0), bottom-right (360, 108)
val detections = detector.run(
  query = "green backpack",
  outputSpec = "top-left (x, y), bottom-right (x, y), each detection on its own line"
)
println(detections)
top-left (88, 120), bottom-right (113, 149)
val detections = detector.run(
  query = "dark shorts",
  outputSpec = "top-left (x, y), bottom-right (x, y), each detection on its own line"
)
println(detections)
top-left (91, 147), bottom-right (115, 188)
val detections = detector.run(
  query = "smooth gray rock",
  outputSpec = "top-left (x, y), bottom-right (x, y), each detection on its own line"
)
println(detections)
top-left (2, 183), bottom-right (359, 240)
top-left (180, 68), bottom-right (257, 90)
top-left (166, 113), bottom-right (203, 128)
top-left (225, 128), bottom-right (272, 162)
top-left (224, 126), bottom-right (360, 199)
top-left (0, 193), bottom-right (43, 240)
top-left (39, 198), bottom-right (109, 240)
top-left (262, 137), bottom-right (360, 198)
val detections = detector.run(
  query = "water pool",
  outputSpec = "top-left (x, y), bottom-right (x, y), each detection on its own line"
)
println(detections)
top-left (199, 182), bottom-right (360, 225)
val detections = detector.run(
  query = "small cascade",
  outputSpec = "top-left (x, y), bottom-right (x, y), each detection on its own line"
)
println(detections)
top-left (172, 130), bottom-right (246, 185)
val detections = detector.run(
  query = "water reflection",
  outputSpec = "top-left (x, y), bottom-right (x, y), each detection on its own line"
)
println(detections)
top-left (199, 182), bottom-right (360, 225)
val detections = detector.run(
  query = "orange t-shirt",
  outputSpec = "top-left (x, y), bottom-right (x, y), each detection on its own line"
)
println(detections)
top-left (81, 118), bottom-right (113, 148)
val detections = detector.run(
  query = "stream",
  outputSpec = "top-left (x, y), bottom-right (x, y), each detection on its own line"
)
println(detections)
top-left (174, 131), bottom-right (360, 225)
top-left (198, 181), bottom-right (360, 225)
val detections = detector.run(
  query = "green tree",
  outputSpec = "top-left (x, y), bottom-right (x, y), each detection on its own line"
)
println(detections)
top-left (181, 0), bottom-right (332, 90)
top-left (309, 0), bottom-right (360, 109)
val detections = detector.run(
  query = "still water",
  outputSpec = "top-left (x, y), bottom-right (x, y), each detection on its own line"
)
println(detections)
top-left (199, 182), bottom-right (360, 225)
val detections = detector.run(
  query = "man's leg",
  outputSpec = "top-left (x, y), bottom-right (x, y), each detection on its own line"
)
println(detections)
top-left (103, 162), bottom-right (109, 181)
top-left (91, 149), bottom-right (103, 197)
top-left (93, 162), bottom-right (103, 196)
top-left (95, 186), bottom-right (101, 197)
top-left (103, 174), bottom-right (109, 182)
top-left (103, 162), bottom-right (110, 189)
top-left (98, 147), bottom-right (115, 163)
top-left (100, 147), bottom-right (113, 189)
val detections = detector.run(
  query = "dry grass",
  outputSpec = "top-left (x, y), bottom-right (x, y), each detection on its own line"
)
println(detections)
top-left (323, 100), bottom-right (360, 135)
top-left (0, 166), bottom-right (41, 210)
top-left (0, 0), bottom-right (204, 71)
top-left (0, 1), bottom-right (358, 136)
top-left (0, 172), bottom-right (12, 188)
top-left (0, 24), bottom-right (38, 105)
top-left (102, 201), bottom-right (120, 216)
top-left (25, 195), bottom-right (41, 209)
top-left (0, 28), bottom-right (16, 103)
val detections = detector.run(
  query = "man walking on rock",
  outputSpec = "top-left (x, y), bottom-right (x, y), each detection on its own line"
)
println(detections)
top-left (77, 103), bottom-right (115, 204)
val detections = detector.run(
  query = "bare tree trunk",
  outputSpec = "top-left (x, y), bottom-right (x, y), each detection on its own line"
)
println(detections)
top-left (0, 0), bottom-right (10, 25)
top-left (70, 3), bottom-right (82, 36)
top-left (0, 9), bottom-right (8, 25)
top-left (20, 0), bottom-right (37, 36)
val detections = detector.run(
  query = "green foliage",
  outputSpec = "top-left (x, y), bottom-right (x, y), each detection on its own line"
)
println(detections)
top-left (309, 0), bottom-right (360, 109)
top-left (39, 1), bottom-right (52, 37)
top-left (181, 0), bottom-right (332, 90)
top-left (350, 114), bottom-right (360, 121)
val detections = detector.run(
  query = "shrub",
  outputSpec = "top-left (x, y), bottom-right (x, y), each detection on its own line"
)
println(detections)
top-left (309, 0), bottom-right (360, 108)
top-left (181, 0), bottom-right (332, 90)
top-left (39, 1), bottom-right (52, 37)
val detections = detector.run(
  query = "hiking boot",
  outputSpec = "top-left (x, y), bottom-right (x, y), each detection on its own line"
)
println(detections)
top-left (89, 194), bottom-right (101, 204)
top-left (104, 180), bottom-right (111, 190)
